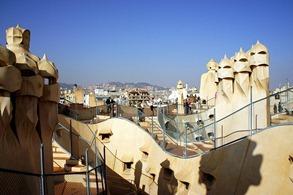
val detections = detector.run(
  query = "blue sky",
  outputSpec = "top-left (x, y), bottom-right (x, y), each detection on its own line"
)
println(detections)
top-left (1, 0), bottom-right (293, 88)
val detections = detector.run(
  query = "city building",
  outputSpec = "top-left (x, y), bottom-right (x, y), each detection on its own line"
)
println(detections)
top-left (127, 88), bottom-right (150, 106)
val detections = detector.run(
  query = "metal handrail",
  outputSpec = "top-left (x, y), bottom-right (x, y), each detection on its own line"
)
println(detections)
top-left (59, 105), bottom-right (293, 160)
top-left (0, 164), bottom-right (103, 177)
top-left (81, 119), bottom-right (158, 186)
top-left (58, 87), bottom-right (293, 160)
top-left (187, 86), bottom-right (293, 136)
top-left (154, 110), bottom-right (180, 146)
top-left (193, 96), bottom-right (216, 110)
top-left (56, 120), bottom-right (104, 162)
top-left (58, 113), bottom-right (158, 186)
top-left (155, 121), bottom-right (179, 146)
top-left (101, 142), bottom-right (158, 185)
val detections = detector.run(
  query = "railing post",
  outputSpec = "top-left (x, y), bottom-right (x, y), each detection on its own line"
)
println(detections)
top-left (95, 166), bottom-right (99, 195)
top-left (151, 114), bottom-right (154, 137)
top-left (184, 123), bottom-right (187, 158)
top-left (255, 114), bottom-right (258, 133)
top-left (116, 104), bottom-right (118, 118)
top-left (70, 119), bottom-right (74, 159)
top-left (136, 107), bottom-right (139, 124)
top-left (162, 124), bottom-right (166, 151)
top-left (213, 108), bottom-right (216, 148)
top-left (94, 133), bottom-right (98, 167)
top-left (221, 125), bottom-right (224, 146)
top-left (85, 149), bottom-right (91, 195)
top-left (103, 146), bottom-right (108, 195)
top-left (100, 166), bottom-right (105, 194)
top-left (161, 107), bottom-right (166, 150)
top-left (176, 101), bottom-right (178, 116)
top-left (175, 102), bottom-right (179, 140)
top-left (40, 143), bottom-right (46, 195)
top-left (92, 132), bottom-right (99, 195)
top-left (250, 86), bottom-right (253, 135)
top-left (286, 83), bottom-right (289, 111)
top-left (156, 106), bottom-right (159, 140)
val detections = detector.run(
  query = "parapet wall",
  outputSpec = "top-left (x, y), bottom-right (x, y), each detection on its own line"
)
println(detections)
top-left (58, 115), bottom-right (293, 195)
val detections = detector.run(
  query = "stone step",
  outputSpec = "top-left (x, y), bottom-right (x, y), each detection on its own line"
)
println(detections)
top-left (53, 151), bottom-right (70, 158)
top-left (54, 181), bottom-right (103, 195)
top-left (83, 175), bottom-right (103, 187)
top-left (53, 166), bottom-right (65, 173)
top-left (53, 159), bottom-right (67, 168)
top-left (71, 165), bottom-right (87, 172)
top-left (52, 145), bottom-right (64, 153)
top-left (64, 173), bottom-right (103, 189)
top-left (52, 140), bottom-right (105, 191)
top-left (53, 160), bottom-right (64, 169)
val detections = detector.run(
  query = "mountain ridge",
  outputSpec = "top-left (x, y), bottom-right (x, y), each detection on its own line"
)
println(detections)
top-left (60, 82), bottom-right (168, 90)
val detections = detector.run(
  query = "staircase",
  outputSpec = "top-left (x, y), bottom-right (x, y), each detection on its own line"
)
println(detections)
top-left (52, 141), bottom-right (104, 195)
top-left (141, 117), bottom-right (175, 145)
top-left (141, 117), bottom-right (199, 156)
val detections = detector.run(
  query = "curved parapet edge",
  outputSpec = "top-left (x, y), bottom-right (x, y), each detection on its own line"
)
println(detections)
top-left (57, 114), bottom-right (293, 195)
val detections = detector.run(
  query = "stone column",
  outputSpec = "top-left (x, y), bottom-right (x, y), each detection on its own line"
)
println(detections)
top-left (231, 48), bottom-right (252, 140)
top-left (215, 55), bottom-right (234, 145)
top-left (1, 25), bottom-right (46, 195)
top-left (249, 41), bottom-right (270, 129)
top-left (176, 80), bottom-right (186, 115)
top-left (0, 45), bottom-right (22, 169)
top-left (199, 59), bottom-right (219, 107)
top-left (38, 54), bottom-right (60, 195)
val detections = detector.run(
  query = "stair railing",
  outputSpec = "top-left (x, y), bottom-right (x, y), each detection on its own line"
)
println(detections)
top-left (186, 87), bottom-right (293, 148)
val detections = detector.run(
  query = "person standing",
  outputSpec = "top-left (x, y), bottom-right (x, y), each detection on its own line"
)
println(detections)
top-left (110, 98), bottom-right (115, 117)
top-left (184, 99), bottom-right (189, 115)
top-left (278, 101), bottom-right (283, 113)
top-left (188, 97), bottom-right (192, 113)
top-left (106, 97), bottom-right (111, 114)
top-left (273, 103), bottom-right (277, 114)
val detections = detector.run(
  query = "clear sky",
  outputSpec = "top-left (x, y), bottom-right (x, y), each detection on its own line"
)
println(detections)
top-left (1, 0), bottom-right (293, 88)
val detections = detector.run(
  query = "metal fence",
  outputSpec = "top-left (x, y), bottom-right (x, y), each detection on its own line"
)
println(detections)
top-left (0, 143), bottom-right (106, 195)
top-left (58, 86), bottom-right (293, 160)
top-left (114, 87), bottom-right (293, 158)
top-left (186, 87), bottom-right (293, 148)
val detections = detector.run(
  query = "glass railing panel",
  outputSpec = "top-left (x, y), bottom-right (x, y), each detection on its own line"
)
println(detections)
top-left (59, 87), bottom-right (293, 159)
top-left (185, 87), bottom-right (293, 150)
top-left (269, 88), bottom-right (293, 126)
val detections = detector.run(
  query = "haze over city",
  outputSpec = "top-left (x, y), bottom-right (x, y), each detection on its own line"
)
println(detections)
top-left (1, 0), bottom-right (292, 88)
top-left (1, 0), bottom-right (293, 194)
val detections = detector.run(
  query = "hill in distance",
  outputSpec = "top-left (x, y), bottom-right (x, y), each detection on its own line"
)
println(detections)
top-left (60, 82), bottom-right (168, 90)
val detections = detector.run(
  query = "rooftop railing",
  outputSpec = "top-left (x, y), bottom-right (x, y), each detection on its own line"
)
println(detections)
top-left (57, 111), bottom-right (158, 194)
top-left (186, 86), bottom-right (293, 148)
top-left (0, 135), bottom-right (105, 195)
top-left (59, 87), bottom-right (293, 159)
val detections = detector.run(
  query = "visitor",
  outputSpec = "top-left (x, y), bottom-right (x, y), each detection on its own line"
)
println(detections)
top-left (188, 97), bottom-right (192, 113)
top-left (110, 98), bottom-right (115, 117)
top-left (273, 104), bottom-right (277, 114)
top-left (184, 99), bottom-right (189, 115)
top-left (106, 97), bottom-right (111, 114)
top-left (149, 98), bottom-right (154, 116)
top-left (137, 102), bottom-right (145, 122)
top-left (278, 102), bottom-right (283, 113)
top-left (197, 96), bottom-right (201, 110)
